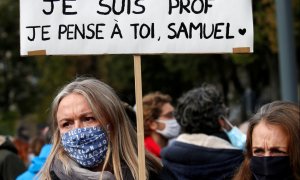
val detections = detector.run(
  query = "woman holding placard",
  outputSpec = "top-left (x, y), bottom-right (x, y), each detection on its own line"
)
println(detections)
top-left (38, 77), bottom-right (176, 180)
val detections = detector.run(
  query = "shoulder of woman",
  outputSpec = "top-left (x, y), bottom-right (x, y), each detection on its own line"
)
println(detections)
top-left (149, 166), bottom-right (178, 180)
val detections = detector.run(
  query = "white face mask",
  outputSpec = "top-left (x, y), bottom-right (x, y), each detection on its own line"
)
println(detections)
top-left (156, 119), bottom-right (181, 139)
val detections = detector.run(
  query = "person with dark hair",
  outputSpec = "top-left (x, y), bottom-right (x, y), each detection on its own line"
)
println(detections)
top-left (0, 135), bottom-right (26, 180)
top-left (233, 101), bottom-right (300, 180)
top-left (28, 136), bottom-right (46, 160)
top-left (12, 126), bottom-right (30, 165)
top-left (17, 126), bottom-right (52, 180)
top-left (142, 92), bottom-right (180, 158)
top-left (161, 84), bottom-right (244, 180)
top-left (122, 102), bottom-right (137, 128)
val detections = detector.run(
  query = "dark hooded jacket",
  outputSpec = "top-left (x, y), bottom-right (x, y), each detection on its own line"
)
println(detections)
top-left (0, 136), bottom-right (26, 180)
top-left (161, 134), bottom-right (244, 180)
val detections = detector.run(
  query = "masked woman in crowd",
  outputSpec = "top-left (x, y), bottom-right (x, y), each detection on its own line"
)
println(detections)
top-left (39, 77), bottom-right (176, 180)
top-left (142, 92), bottom-right (180, 158)
top-left (233, 101), bottom-right (300, 180)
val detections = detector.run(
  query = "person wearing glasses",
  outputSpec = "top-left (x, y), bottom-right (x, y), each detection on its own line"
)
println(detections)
top-left (142, 92), bottom-right (180, 158)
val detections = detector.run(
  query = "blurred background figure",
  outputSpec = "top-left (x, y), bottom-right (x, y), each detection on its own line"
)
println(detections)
top-left (122, 102), bottom-right (137, 128)
top-left (27, 136), bottom-right (45, 163)
top-left (0, 135), bottom-right (26, 180)
top-left (234, 101), bottom-right (300, 180)
top-left (12, 126), bottom-right (30, 166)
top-left (16, 125), bottom-right (52, 180)
top-left (161, 84), bottom-right (244, 180)
top-left (142, 92), bottom-right (180, 158)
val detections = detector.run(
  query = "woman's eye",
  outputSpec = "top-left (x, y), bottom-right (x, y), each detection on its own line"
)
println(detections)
top-left (271, 149), bottom-right (287, 155)
top-left (253, 149), bottom-right (264, 155)
top-left (62, 122), bottom-right (70, 128)
top-left (84, 116), bottom-right (96, 121)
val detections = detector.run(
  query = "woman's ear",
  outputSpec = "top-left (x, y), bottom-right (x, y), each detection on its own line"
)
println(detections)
top-left (218, 118), bottom-right (226, 128)
top-left (149, 120), bottom-right (158, 130)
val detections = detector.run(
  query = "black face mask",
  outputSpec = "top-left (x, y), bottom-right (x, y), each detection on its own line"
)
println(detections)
top-left (250, 156), bottom-right (294, 180)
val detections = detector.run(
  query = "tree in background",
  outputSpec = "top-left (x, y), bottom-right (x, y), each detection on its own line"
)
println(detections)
top-left (0, 0), bottom-right (299, 135)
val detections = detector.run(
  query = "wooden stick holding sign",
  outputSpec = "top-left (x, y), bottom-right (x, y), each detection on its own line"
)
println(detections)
top-left (133, 55), bottom-right (146, 180)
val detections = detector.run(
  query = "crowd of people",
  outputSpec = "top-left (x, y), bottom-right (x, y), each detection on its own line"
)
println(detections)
top-left (0, 124), bottom-right (52, 180)
top-left (0, 77), bottom-right (299, 180)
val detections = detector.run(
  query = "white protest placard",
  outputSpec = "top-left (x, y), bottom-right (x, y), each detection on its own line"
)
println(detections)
top-left (20, 0), bottom-right (253, 55)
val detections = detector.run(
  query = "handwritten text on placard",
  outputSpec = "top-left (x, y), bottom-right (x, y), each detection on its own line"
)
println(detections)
top-left (20, 0), bottom-right (253, 55)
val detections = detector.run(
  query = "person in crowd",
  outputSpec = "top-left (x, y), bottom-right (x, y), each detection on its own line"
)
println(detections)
top-left (0, 135), bottom-right (26, 180)
top-left (17, 126), bottom-right (53, 180)
top-left (142, 92), bottom-right (180, 158)
top-left (38, 77), bottom-right (176, 180)
top-left (233, 101), bottom-right (300, 180)
top-left (27, 136), bottom-right (46, 162)
top-left (122, 102), bottom-right (137, 128)
top-left (17, 144), bottom-right (52, 180)
top-left (161, 84), bottom-right (244, 180)
top-left (12, 126), bottom-right (30, 165)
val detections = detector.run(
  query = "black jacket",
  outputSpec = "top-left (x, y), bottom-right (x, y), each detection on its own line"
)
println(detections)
top-left (161, 141), bottom-right (244, 180)
top-left (0, 136), bottom-right (26, 180)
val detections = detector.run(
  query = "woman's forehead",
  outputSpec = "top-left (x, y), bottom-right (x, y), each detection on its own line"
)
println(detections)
top-left (252, 121), bottom-right (289, 148)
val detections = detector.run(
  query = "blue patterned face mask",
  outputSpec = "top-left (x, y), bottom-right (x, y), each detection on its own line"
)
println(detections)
top-left (61, 126), bottom-right (108, 168)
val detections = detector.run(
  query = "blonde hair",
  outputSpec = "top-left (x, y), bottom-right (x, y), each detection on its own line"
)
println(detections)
top-left (39, 77), bottom-right (161, 180)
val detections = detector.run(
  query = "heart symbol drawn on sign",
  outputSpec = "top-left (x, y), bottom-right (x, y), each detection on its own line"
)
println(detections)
top-left (239, 28), bottom-right (246, 35)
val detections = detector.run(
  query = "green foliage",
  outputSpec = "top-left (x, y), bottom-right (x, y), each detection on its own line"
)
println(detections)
top-left (101, 55), bottom-right (136, 103)
top-left (0, 0), bottom-right (40, 117)
top-left (0, 0), bottom-right (299, 134)
top-left (0, 111), bottom-right (19, 135)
